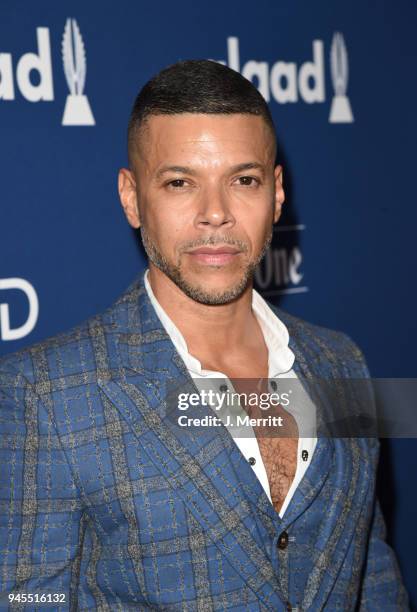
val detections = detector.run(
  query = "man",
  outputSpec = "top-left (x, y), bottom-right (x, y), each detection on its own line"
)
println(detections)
top-left (0, 60), bottom-right (408, 610)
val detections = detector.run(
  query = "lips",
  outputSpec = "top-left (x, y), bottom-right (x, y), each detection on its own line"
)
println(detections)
top-left (189, 246), bottom-right (240, 255)
top-left (186, 245), bottom-right (242, 266)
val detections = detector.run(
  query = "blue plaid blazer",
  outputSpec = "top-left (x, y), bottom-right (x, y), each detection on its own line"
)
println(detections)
top-left (0, 275), bottom-right (409, 611)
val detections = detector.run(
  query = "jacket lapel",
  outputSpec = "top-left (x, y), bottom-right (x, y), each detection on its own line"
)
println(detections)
top-left (98, 280), bottom-right (287, 610)
top-left (274, 309), bottom-right (335, 528)
top-left (273, 310), bottom-right (369, 609)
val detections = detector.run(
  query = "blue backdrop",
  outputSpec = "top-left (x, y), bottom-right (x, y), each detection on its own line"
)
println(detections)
top-left (1, 0), bottom-right (416, 605)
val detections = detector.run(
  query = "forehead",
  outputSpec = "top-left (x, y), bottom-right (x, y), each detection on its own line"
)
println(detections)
top-left (136, 113), bottom-right (275, 170)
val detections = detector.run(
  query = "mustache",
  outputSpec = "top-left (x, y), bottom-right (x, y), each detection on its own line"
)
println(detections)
top-left (179, 235), bottom-right (249, 254)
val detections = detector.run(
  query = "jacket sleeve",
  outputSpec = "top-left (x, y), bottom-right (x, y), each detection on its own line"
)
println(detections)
top-left (359, 497), bottom-right (409, 611)
top-left (338, 335), bottom-right (409, 609)
top-left (0, 362), bottom-right (89, 610)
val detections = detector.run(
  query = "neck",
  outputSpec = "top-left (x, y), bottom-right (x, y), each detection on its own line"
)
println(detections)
top-left (147, 265), bottom-right (258, 355)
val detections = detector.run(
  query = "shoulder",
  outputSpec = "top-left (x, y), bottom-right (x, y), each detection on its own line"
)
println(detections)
top-left (0, 274), bottom-right (161, 399)
top-left (0, 310), bottom-right (116, 394)
top-left (1, 314), bottom-right (91, 373)
top-left (268, 301), bottom-right (371, 378)
top-left (271, 303), bottom-right (354, 348)
top-left (0, 276), bottom-right (144, 391)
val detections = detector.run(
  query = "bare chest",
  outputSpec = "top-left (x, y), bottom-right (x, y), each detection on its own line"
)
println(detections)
top-left (196, 341), bottom-right (299, 514)
top-left (257, 436), bottom-right (298, 514)
top-left (229, 377), bottom-right (299, 515)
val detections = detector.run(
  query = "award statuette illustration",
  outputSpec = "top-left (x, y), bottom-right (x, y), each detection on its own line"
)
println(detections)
top-left (329, 32), bottom-right (354, 124)
top-left (61, 18), bottom-right (95, 126)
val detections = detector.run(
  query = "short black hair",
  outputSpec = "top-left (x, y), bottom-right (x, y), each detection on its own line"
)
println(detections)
top-left (127, 59), bottom-right (276, 167)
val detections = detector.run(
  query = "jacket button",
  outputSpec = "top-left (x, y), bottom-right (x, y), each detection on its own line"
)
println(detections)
top-left (286, 603), bottom-right (293, 611)
top-left (277, 531), bottom-right (289, 550)
top-left (248, 457), bottom-right (256, 466)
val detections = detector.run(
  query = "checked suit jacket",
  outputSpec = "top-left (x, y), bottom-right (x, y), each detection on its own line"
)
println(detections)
top-left (0, 275), bottom-right (409, 611)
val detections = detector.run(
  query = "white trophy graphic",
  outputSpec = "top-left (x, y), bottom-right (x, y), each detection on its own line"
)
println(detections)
top-left (61, 18), bottom-right (95, 126)
top-left (329, 32), bottom-right (354, 123)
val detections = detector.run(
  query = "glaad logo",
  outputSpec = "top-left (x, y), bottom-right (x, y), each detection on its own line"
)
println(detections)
top-left (221, 37), bottom-right (325, 105)
top-left (0, 28), bottom-right (53, 102)
top-left (62, 18), bottom-right (95, 126)
top-left (329, 32), bottom-right (353, 123)
top-left (0, 18), bottom-right (94, 126)
top-left (219, 32), bottom-right (353, 123)
top-left (0, 278), bottom-right (39, 341)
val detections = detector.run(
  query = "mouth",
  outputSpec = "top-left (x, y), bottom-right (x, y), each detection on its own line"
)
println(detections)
top-left (185, 245), bottom-right (242, 266)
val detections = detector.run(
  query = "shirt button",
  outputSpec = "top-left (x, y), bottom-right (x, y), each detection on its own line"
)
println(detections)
top-left (302, 450), bottom-right (309, 461)
top-left (270, 380), bottom-right (277, 391)
top-left (219, 384), bottom-right (228, 392)
top-left (248, 457), bottom-right (256, 466)
top-left (277, 531), bottom-right (289, 550)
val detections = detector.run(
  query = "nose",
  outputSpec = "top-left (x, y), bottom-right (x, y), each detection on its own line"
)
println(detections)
top-left (194, 184), bottom-right (236, 230)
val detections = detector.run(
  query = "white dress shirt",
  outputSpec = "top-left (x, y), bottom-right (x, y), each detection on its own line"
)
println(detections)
top-left (144, 269), bottom-right (317, 518)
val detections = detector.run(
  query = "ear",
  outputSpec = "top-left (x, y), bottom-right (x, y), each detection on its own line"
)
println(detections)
top-left (273, 164), bottom-right (285, 223)
top-left (118, 168), bottom-right (141, 228)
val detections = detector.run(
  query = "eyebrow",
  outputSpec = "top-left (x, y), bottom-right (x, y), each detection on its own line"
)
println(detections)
top-left (230, 162), bottom-right (265, 176)
top-left (155, 162), bottom-right (265, 180)
top-left (155, 165), bottom-right (198, 179)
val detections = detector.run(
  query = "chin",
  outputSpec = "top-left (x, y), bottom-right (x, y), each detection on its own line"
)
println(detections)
top-left (177, 270), bottom-right (252, 305)
top-left (185, 267), bottom-right (244, 286)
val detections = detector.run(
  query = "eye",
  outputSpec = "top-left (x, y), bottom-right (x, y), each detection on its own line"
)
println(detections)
top-left (168, 179), bottom-right (187, 188)
top-left (236, 176), bottom-right (260, 187)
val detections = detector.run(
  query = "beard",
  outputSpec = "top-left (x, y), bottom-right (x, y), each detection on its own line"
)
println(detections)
top-left (140, 226), bottom-right (273, 305)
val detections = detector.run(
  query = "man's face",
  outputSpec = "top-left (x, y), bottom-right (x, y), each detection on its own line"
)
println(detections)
top-left (119, 113), bottom-right (284, 305)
